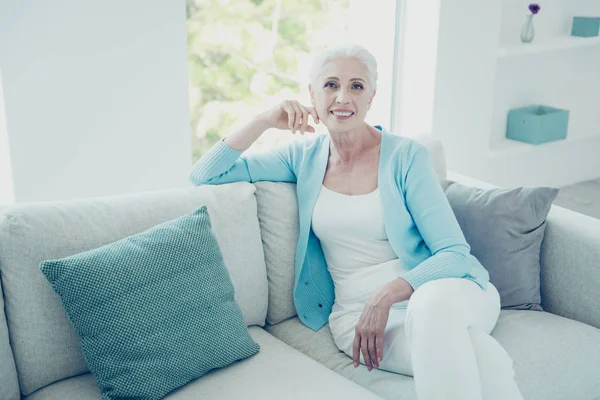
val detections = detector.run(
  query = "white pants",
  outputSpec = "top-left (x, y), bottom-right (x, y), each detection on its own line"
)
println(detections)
top-left (328, 278), bottom-right (524, 400)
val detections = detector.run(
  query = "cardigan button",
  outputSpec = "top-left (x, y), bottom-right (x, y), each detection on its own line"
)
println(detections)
top-left (304, 281), bottom-right (309, 285)
top-left (318, 304), bottom-right (322, 308)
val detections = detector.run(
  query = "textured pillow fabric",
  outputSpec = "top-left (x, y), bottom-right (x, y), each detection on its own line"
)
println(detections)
top-left (440, 180), bottom-right (559, 310)
top-left (39, 205), bottom-right (260, 400)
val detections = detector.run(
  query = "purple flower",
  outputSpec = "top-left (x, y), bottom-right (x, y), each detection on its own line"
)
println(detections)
top-left (529, 3), bottom-right (540, 14)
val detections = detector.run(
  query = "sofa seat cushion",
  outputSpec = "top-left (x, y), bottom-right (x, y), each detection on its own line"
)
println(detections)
top-left (25, 327), bottom-right (384, 400)
top-left (265, 311), bottom-right (600, 400)
top-left (264, 317), bottom-right (417, 400)
top-left (492, 310), bottom-right (600, 400)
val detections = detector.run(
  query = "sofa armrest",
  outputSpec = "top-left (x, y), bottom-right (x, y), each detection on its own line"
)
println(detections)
top-left (539, 206), bottom-right (600, 329)
top-left (446, 170), bottom-right (600, 329)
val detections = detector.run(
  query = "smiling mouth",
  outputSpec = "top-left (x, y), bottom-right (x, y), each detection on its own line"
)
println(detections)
top-left (331, 111), bottom-right (355, 117)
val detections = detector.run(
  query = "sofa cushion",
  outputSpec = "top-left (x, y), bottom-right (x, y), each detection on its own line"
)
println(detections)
top-left (254, 182), bottom-right (299, 325)
top-left (493, 310), bottom-right (600, 400)
top-left (24, 327), bottom-right (385, 400)
top-left (254, 134), bottom-right (448, 325)
top-left (265, 311), bottom-right (600, 400)
top-left (264, 318), bottom-right (417, 400)
top-left (441, 181), bottom-right (558, 310)
top-left (40, 205), bottom-right (260, 400)
top-left (0, 182), bottom-right (268, 396)
top-left (411, 134), bottom-right (447, 180)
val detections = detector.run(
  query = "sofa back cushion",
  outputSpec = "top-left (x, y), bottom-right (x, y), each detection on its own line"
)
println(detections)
top-left (412, 134), bottom-right (447, 180)
top-left (254, 182), bottom-right (299, 325)
top-left (0, 182), bottom-right (267, 396)
top-left (256, 134), bottom-right (447, 325)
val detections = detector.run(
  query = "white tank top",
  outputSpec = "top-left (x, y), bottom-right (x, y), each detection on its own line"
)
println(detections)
top-left (311, 185), bottom-right (410, 310)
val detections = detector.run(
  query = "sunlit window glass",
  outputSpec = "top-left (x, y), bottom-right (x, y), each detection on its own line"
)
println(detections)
top-left (187, 0), bottom-right (397, 161)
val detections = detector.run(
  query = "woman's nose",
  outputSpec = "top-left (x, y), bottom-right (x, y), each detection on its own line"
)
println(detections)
top-left (336, 88), bottom-right (350, 104)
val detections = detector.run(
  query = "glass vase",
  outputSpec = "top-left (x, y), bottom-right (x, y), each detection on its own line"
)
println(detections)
top-left (521, 14), bottom-right (535, 43)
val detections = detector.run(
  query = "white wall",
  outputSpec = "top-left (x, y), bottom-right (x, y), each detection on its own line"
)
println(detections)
top-left (0, 0), bottom-right (191, 204)
top-left (394, 0), bottom-right (442, 138)
top-left (430, 0), bottom-right (502, 176)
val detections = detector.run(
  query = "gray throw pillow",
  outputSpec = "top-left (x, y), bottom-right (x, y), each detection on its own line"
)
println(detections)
top-left (441, 180), bottom-right (559, 310)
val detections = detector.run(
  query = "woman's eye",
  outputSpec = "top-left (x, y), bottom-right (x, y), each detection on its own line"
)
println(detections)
top-left (353, 83), bottom-right (364, 90)
top-left (325, 82), bottom-right (337, 88)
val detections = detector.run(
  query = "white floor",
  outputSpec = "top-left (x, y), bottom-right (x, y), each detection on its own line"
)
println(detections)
top-left (554, 177), bottom-right (600, 220)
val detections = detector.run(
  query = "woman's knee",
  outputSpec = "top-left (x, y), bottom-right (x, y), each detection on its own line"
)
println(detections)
top-left (468, 328), bottom-right (517, 383)
top-left (404, 278), bottom-right (479, 335)
top-left (407, 278), bottom-right (471, 314)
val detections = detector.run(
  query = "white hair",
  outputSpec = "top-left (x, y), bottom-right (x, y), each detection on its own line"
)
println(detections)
top-left (308, 44), bottom-right (378, 92)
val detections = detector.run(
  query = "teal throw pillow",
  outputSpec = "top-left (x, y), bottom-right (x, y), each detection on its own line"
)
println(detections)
top-left (40, 205), bottom-right (260, 400)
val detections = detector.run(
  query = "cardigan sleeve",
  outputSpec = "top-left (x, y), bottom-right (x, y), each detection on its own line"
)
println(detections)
top-left (189, 138), bottom-right (299, 185)
top-left (399, 143), bottom-right (475, 290)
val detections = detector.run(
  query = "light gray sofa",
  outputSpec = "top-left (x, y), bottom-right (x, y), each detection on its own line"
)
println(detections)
top-left (1, 136), bottom-right (599, 400)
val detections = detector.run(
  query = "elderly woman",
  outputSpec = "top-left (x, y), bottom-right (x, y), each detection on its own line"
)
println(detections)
top-left (189, 44), bottom-right (523, 400)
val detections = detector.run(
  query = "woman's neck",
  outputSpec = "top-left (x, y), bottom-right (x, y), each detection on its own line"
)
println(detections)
top-left (329, 125), bottom-right (381, 164)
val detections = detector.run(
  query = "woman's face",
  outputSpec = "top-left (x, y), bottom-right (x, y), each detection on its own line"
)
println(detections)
top-left (310, 57), bottom-right (376, 132)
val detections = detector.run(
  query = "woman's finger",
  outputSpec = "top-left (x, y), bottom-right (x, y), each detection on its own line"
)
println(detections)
top-left (375, 333), bottom-right (383, 366)
top-left (290, 102), bottom-right (303, 134)
top-left (299, 106), bottom-right (309, 135)
top-left (352, 333), bottom-right (361, 368)
top-left (369, 335), bottom-right (378, 369)
top-left (282, 102), bottom-right (294, 131)
top-left (372, 335), bottom-right (380, 368)
top-left (305, 125), bottom-right (315, 133)
top-left (361, 336), bottom-right (372, 371)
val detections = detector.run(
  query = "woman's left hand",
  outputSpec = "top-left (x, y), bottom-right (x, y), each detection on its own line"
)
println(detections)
top-left (352, 293), bottom-right (392, 371)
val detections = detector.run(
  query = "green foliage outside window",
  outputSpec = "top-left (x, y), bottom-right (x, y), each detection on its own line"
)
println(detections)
top-left (186, 0), bottom-right (350, 162)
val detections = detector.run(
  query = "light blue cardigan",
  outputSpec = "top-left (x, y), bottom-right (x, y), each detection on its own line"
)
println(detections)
top-left (189, 127), bottom-right (490, 331)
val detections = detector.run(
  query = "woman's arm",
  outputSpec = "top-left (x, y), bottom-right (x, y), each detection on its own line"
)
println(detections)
top-left (188, 118), bottom-right (297, 185)
top-left (189, 101), bottom-right (318, 186)
top-left (399, 143), bottom-right (474, 290)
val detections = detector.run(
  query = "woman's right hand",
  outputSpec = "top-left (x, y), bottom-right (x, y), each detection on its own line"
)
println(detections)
top-left (259, 100), bottom-right (320, 135)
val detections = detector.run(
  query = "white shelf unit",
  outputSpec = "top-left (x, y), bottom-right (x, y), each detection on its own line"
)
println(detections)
top-left (427, 0), bottom-right (600, 188)
top-left (497, 36), bottom-right (600, 58)
top-left (488, 133), bottom-right (600, 157)
top-left (486, 0), bottom-right (600, 186)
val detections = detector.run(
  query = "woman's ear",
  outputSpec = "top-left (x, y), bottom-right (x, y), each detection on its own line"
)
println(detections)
top-left (368, 89), bottom-right (377, 109)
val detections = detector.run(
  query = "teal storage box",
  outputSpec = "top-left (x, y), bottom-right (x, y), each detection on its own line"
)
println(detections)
top-left (506, 105), bottom-right (569, 145)
top-left (571, 17), bottom-right (600, 37)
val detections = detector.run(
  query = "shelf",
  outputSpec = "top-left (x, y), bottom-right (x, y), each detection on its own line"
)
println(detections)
top-left (488, 132), bottom-right (600, 157)
top-left (497, 36), bottom-right (600, 58)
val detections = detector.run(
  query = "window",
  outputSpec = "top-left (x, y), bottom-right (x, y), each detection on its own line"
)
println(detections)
top-left (186, 0), bottom-right (398, 162)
